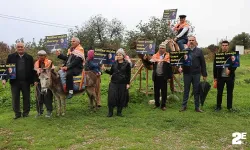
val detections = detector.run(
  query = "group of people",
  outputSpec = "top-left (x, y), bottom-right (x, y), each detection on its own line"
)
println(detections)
top-left (1, 14), bottom-right (237, 119)
top-left (1, 37), bottom-right (132, 119)
top-left (143, 35), bottom-right (236, 113)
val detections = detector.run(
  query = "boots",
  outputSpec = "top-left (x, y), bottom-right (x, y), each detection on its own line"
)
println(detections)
top-left (107, 107), bottom-right (113, 117)
top-left (117, 107), bottom-right (123, 117)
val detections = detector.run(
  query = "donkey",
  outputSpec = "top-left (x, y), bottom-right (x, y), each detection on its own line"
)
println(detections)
top-left (38, 65), bottom-right (98, 116)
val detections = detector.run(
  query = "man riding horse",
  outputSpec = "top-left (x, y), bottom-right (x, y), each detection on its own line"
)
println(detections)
top-left (56, 37), bottom-right (85, 99)
top-left (171, 15), bottom-right (190, 51)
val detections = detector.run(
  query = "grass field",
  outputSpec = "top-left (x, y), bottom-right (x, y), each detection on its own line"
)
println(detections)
top-left (0, 55), bottom-right (250, 150)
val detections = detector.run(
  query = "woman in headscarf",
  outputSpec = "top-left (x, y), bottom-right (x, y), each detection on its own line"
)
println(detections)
top-left (85, 50), bottom-right (102, 107)
top-left (104, 49), bottom-right (131, 117)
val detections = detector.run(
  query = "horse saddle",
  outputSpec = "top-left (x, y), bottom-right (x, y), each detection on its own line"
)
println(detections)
top-left (58, 70), bottom-right (87, 93)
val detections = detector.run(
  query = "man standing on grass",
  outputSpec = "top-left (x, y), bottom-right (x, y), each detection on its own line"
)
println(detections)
top-left (143, 43), bottom-right (172, 111)
top-left (2, 42), bottom-right (35, 119)
top-left (34, 50), bottom-right (54, 118)
top-left (213, 40), bottom-right (237, 112)
top-left (179, 36), bottom-right (207, 112)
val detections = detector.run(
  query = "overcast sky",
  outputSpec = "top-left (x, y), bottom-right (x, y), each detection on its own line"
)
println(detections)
top-left (0, 0), bottom-right (249, 47)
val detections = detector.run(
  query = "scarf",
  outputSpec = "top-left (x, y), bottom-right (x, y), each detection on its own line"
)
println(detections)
top-left (152, 51), bottom-right (170, 63)
top-left (174, 21), bottom-right (189, 31)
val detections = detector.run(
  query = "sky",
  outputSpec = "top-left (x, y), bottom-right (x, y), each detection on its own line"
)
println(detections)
top-left (0, 0), bottom-right (249, 47)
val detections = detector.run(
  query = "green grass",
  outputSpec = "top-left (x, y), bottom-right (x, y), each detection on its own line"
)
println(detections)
top-left (1, 55), bottom-right (250, 150)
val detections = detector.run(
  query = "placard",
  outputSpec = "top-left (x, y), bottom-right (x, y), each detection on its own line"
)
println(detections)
top-left (163, 9), bottom-right (178, 20)
top-left (215, 51), bottom-right (240, 68)
top-left (170, 51), bottom-right (191, 66)
top-left (45, 34), bottom-right (68, 52)
top-left (93, 48), bottom-right (116, 64)
top-left (0, 63), bottom-right (16, 80)
top-left (136, 40), bottom-right (155, 54)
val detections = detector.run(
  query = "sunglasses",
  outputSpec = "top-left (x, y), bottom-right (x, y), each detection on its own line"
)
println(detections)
top-left (17, 46), bottom-right (24, 48)
top-left (189, 40), bottom-right (195, 41)
top-left (222, 45), bottom-right (228, 46)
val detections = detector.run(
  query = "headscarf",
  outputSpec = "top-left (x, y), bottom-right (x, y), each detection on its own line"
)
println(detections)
top-left (87, 50), bottom-right (95, 60)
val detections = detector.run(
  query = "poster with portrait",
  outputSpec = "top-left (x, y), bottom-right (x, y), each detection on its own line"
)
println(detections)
top-left (136, 40), bottom-right (155, 54)
top-left (215, 51), bottom-right (240, 68)
top-left (0, 63), bottom-right (16, 80)
top-left (45, 34), bottom-right (68, 52)
top-left (163, 9), bottom-right (178, 20)
top-left (93, 48), bottom-right (116, 64)
top-left (170, 51), bottom-right (191, 66)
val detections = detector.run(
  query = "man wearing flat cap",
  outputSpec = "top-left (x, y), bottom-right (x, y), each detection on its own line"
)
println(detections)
top-left (172, 15), bottom-right (190, 51)
top-left (144, 43), bottom-right (172, 111)
top-left (34, 50), bottom-right (54, 117)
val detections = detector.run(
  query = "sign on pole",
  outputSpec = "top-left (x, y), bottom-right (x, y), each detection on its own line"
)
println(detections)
top-left (163, 9), bottom-right (178, 20)
top-left (136, 40), bottom-right (155, 54)
top-left (45, 34), bottom-right (68, 52)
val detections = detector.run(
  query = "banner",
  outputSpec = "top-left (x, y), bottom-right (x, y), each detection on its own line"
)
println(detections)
top-left (170, 51), bottom-right (191, 66)
top-left (136, 40), bottom-right (155, 54)
top-left (0, 63), bottom-right (16, 80)
top-left (45, 34), bottom-right (68, 52)
top-left (215, 51), bottom-right (240, 68)
top-left (163, 9), bottom-right (178, 20)
top-left (93, 48), bottom-right (116, 64)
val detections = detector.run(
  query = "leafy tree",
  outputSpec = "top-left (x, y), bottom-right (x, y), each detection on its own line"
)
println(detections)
top-left (229, 32), bottom-right (250, 50)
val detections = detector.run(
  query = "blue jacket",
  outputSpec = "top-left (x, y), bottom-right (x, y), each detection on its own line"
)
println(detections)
top-left (86, 60), bottom-right (100, 73)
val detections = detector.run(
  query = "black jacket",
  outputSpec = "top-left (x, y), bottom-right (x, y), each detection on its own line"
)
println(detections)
top-left (106, 61), bottom-right (131, 84)
top-left (183, 47), bottom-right (207, 77)
top-left (213, 53), bottom-right (237, 79)
top-left (151, 61), bottom-right (173, 81)
top-left (58, 54), bottom-right (83, 71)
top-left (4, 52), bottom-right (35, 85)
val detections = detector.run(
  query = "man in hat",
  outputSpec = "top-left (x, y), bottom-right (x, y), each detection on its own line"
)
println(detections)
top-left (34, 50), bottom-right (54, 117)
top-left (2, 42), bottom-right (35, 119)
top-left (56, 37), bottom-right (85, 99)
top-left (172, 15), bottom-right (190, 51)
top-left (144, 43), bottom-right (172, 111)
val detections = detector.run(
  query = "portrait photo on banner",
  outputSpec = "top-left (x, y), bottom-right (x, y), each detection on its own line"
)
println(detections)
top-left (93, 48), bottom-right (116, 65)
top-left (215, 51), bottom-right (240, 68)
top-left (163, 9), bottom-right (178, 20)
top-left (170, 51), bottom-right (192, 66)
top-left (45, 34), bottom-right (68, 53)
top-left (136, 40), bottom-right (155, 55)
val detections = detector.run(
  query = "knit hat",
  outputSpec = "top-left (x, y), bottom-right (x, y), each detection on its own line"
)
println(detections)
top-left (116, 48), bottom-right (126, 57)
top-left (37, 50), bottom-right (47, 55)
top-left (159, 43), bottom-right (166, 49)
top-left (87, 50), bottom-right (95, 60)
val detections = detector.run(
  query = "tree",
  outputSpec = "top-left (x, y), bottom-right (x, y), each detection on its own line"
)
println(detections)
top-left (207, 44), bottom-right (219, 53)
top-left (229, 32), bottom-right (250, 50)
top-left (0, 42), bottom-right (13, 63)
top-left (69, 15), bottom-right (125, 50)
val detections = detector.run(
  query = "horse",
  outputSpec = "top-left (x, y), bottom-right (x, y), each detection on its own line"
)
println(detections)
top-left (38, 65), bottom-right (98, 116)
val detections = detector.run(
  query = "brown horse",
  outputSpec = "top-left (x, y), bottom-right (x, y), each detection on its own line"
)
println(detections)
top-left (38, 65), bottom-right (98, 116)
